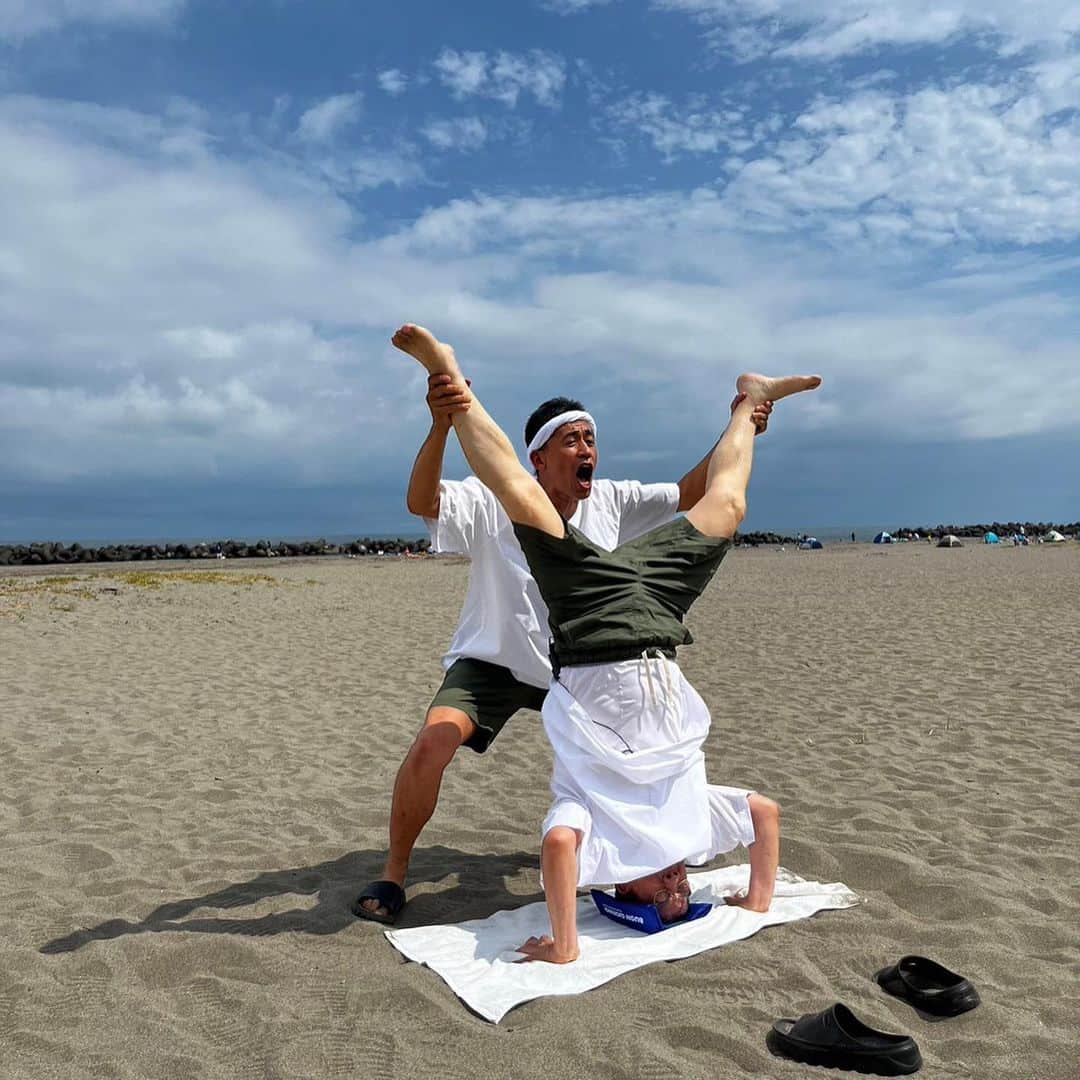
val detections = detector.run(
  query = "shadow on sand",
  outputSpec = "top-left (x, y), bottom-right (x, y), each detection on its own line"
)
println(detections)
top-left (39, 845), bottom-right (539, 955)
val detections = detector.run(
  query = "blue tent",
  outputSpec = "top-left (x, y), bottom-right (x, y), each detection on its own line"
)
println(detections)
top-left (799, 537), bottom-right (824, 550)
top-left (873, 531), bottom-right (894, 544)
top-left (984, 531), bottom-right (1000, 544)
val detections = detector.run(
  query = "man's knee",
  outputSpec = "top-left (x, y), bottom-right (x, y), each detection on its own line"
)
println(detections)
top-left (408, 709), bottom-right (474, 771)
top-left (749, 793), bottom-right (779, 827)
top-left (543, 826), bottom-right (581, 856)
top-left (717, 489), bottom-right (747, 528)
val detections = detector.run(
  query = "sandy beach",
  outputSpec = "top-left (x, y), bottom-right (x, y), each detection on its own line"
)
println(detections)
top-left (2, 542), bottom-right (1077, 1079)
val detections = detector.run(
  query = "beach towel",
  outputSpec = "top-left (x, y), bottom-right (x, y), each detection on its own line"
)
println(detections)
top-left (385, 865), bottom-right (859, 1022)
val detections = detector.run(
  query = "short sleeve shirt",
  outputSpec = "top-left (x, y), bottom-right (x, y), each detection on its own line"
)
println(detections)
top-left (426, 477), bottom-right (680, 688)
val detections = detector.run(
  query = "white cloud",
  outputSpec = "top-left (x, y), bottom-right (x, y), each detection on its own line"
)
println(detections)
top-left (1, 92), bottom-right (1078, 505)
top-left (434, 48), bottom-right (567, 108)
top-left (655, 1), bottom-right (1080, 62)
top-left (721, 72), bottom-right (1080, 246)
top-left (420, 116), bottom-right (488, 152)
top-left (302, 146), bottom-right (425, 191)
top-left (0, 0), bottom-right (187, 41)
top-left (609, 92), bottom-right (748, 159)
top-left (434, 50), bottom-right (488, 98)
top-left (0, 95), bottom-right (438, 484)
top-left (376, 68), bottom-right (408, 95)
top-left (388, 190), bottom-right (1080, 446)
top-left (295, 92), bottom-right (363, 143)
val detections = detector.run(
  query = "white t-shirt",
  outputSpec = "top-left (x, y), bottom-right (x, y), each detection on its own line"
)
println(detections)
top-left (425, 477), bottom-right (680, 689)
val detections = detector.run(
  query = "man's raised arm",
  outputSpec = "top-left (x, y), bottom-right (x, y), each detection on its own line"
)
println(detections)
top-left (405, 373), bottom-right (471, 518)
top-left (675, 394), bottom-right (772, 511)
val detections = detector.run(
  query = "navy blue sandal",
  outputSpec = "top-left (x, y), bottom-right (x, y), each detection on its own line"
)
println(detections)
top-left (352, 880), bottom-right (406, 925)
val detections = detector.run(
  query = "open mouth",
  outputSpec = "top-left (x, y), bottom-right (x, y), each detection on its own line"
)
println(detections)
top-left (576, 463), bottom-right (594, 484)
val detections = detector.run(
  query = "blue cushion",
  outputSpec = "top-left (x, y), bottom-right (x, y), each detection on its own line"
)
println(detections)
top-left (590, 889), bottom-right (712, 934)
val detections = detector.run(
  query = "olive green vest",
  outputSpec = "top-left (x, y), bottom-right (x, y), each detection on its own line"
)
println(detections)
top-left (513, 517), bottom-right (730, 669)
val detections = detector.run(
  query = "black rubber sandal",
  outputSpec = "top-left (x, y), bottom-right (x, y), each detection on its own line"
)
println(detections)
top-left (351, 880), bottom-right (406, 925)
top-left (768, 1002), bottom-right (922, 1076)
top-left (876, 955), bottom-right (980, 1017)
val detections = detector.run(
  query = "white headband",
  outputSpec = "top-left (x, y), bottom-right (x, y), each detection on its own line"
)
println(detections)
top-left (526, 410), bottom-right (597, 455)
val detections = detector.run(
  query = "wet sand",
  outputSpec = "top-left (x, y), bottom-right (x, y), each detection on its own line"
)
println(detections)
top-left (2, 542), bottom-right (1077, 1078)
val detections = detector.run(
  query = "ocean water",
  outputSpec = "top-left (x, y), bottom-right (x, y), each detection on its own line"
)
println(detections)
top-left (5, 522), bottom-right (1063, 549)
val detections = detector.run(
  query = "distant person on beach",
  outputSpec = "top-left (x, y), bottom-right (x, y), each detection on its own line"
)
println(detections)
top-left (354, 347), bottom-right (773, 926)
top-left (381, 323), bottom-right (820, 963)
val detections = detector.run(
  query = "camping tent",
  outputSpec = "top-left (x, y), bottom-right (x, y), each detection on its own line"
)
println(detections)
top-left (984, 531), bottom-right (1000, 544)
top-left (798, 537), bottom-right (824, 550)
top-left (873, 531), bottom-right (894, 544)
top-left (937, 534), bottom-right (963, 548)
top-left (1046, 530), bottom-right (1066, 543)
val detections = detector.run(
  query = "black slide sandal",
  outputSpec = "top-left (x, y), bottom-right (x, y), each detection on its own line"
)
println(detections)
top-left (767, 1002), bottom-right (922, 1076)
top-left (352, 880), bottom-right (406, 925)
top-left (877, 955), bottom-right (980, 1017)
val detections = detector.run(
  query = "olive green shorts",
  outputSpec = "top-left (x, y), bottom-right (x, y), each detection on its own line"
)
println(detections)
top-left (429, 658), bottom-right (547, 754)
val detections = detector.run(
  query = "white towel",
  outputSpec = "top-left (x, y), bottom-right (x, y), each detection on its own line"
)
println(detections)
top-left (385, 865), bottom-right (859, 1022)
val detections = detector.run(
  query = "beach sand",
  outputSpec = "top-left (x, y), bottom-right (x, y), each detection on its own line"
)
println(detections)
top-left (2, 543), bottom-right (1077, 1079)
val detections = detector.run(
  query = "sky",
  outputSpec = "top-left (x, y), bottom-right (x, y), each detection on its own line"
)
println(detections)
top-left (1, 0), bottom-right (1079, 542)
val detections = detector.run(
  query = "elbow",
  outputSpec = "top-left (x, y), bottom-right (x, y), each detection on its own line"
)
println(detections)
top-left (406, 495), bottom-right (438, 519)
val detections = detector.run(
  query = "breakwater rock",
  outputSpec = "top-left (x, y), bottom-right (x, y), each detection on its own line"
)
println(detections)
top-left (0, 537), bottom-right (430, 567)
top-left (735, 531), bottom-right (800, 547)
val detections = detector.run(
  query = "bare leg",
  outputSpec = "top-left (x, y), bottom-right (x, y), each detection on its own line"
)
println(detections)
top-left (518, 826), bottom-right (581, 963)
top-left (358, 708), bottom-right (474, 919)
top-left (686, 372), bottom-right (821, 538)
top-left (392, 324), bottom-right (563, 537)
top-left (724, 794), bottom-right (780, 912)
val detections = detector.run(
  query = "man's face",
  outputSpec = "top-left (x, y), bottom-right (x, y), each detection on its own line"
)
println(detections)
top-left (622, 861), bottom-right (690, 924)
top-left (531, 420), bottom-right (598, 502)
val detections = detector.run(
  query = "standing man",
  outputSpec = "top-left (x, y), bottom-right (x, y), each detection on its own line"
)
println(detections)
top-left (354, 375), bottom-right (771, 923)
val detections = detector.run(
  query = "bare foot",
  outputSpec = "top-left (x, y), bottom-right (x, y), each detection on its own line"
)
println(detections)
top-left (515, 934), bottom-right (579, 964)
top-left (391, 323), bottom-right (461, 378)
top-left (724, 891), bottom-right (771, 913)
top-left (360, 897), bottom-right (393, 919)
top-left (735, 372), bottom-right (822, 406)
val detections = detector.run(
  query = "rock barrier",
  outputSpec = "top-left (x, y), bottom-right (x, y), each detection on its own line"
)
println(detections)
top-left (0, 537), bottom-right (431, 567)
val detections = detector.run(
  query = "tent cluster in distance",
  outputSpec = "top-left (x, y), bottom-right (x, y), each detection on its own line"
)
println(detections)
top-left (879, 521), bottom-right (1077, 542)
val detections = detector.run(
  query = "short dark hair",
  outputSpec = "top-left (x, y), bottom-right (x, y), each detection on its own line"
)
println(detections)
top-left (524, 396), bottom-right (586, 449)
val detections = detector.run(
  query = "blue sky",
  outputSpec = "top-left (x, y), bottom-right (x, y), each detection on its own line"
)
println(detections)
top-left (2, 0), bottom-right (1078, 542)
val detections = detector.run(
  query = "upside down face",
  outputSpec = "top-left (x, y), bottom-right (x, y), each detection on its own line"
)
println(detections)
top-left (620, 861), bottom-right (691, 924)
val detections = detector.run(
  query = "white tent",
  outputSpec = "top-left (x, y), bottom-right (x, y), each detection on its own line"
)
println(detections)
top-left (937, 534), bottom-right (963, 548)
top-left (1046, 530), bottom-right (1066, 543)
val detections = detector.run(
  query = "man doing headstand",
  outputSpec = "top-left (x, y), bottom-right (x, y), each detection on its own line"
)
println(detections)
top-left (388, 323), bottom-right (819, 963)
top-left (354, 366), bottom-right (771, 923)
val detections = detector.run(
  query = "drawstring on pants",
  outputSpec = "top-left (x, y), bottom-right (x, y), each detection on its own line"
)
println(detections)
top-left (641, 647), bottom-right (675, 708)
